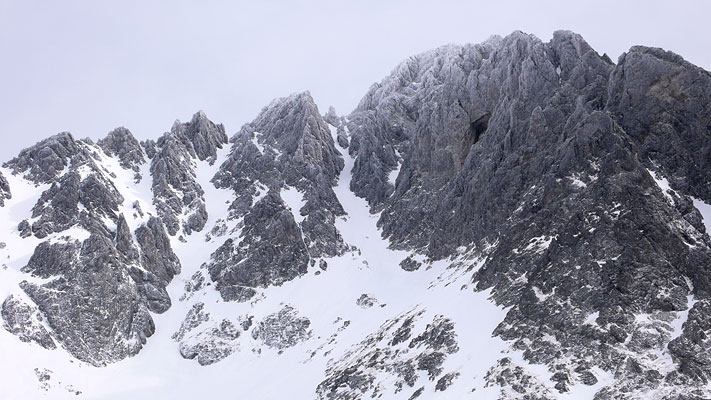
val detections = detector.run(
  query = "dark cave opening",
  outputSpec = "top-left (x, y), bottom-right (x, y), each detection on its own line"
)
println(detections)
top-left (470, 112), bottom-right (491, 145)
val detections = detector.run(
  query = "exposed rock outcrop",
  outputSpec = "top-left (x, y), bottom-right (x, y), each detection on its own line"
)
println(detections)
top-left (1, 295), bottom-right (56, 350)
top-left (0, 170), bottom-right (10, 206)
top-left (4, 132), bottom-right (83, 184)
top-left (1, 132), bottom-right (181, 366)
top-left (346, 30), bottom-right (711, 397)
top-left (97, 127), bottom-right (146, 180)
top-left (208, 92), bottom-right (348, 301)
top-left (148, 111), bottom-right (228, 236)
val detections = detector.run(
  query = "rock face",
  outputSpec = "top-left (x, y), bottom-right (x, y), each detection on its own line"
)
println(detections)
top-left (207, 192), bottom-right (310, 301)
top-left (208, 92), bottom-right (348, 301)
top-left (133, 217), bottom-right (182, 313)
top-left (251, 305), bottom-right (311, 349)
top-left (346, 30), bottom-right (711, 398)
top-left (1, 132), bottom-right (181, 366)
top-left (148, 111), bottom-right (228, 236)
top-left (0, 170), bottom-right (10, 206)
top-left (97, 127), bottom-right (146, 180)
top-left (178, 319), bottom-right (241, 366)
top-left (4, 132), bottom-right (82, 184)
top-left (27, 164), bottom-right (123, 238)
top-left (172, 303), bottom-right (241, 366)
top-left (1, 295), bottom-right (55, 350)
top-left (607, 46), bottom-right (711, 202)
top-left (317, 310), bottom-right (459, 399)
top-left (19, 235), bottom-right (157, 366)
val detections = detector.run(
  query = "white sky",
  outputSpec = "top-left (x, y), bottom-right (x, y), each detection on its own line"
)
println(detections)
top-left (1, 0), bottom-right (709, 162)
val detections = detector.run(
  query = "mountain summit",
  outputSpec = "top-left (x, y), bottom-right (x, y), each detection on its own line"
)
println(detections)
top-left (2, 30), bottom-right (711, 399)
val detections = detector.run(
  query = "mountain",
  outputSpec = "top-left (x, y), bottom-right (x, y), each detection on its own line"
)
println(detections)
top-left (1, 30), bottom-right (711, 399)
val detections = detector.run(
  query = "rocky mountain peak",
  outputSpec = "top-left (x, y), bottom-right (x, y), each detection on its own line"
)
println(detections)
top-left (246, 91), bottom-right (339, 173)
top-left (97, 126), bottom-right (146, 178)
top-left (3, 131), bottom-right (84, 184)
top-left (214, 90), bottom-right (344, 195)
top-left (324, 105), bottom-right (339, 124)
top-left (166, 111), bottom-right (229, 164)
top-left (205, 92), bottom-right (350, 303)
top-left (606, 41), bottom-right (711, 203)
top-left (149, 111), bottom-right (229, 237)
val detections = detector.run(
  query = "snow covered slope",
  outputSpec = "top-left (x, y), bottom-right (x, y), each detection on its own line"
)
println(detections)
top-left (0, 118), bottom-right (515, 400)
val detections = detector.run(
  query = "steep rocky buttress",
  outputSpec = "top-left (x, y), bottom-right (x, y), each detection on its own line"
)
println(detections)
top-left (207, 91), bottom-right (348, 302)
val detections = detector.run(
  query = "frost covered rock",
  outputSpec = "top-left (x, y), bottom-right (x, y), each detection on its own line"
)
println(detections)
top-left (132, 217), bottom-right (181, 313)
top-left (346, 30), bottom-right (711, 398)
top-left (3, 132), bottom-right (83, 184)
top-left (17, 235), bottom-right (156, 366)
top-left (179, 319), bottom-right (241, 366)
top-left (317, 311), bottom-right (459, 399)
top-left (34, 368), bottom-right (52, 391)
top-left (607, 45), bottom-right (711, 202)
top-left (1, 133), bottom-right (181, 366)
top-left (97, 127), bottom-right (146, 179)
top-left (251, 305), bottom-right (311, 349)
top-left (172, 302), bottom-right (210, 342)
top-left (173, 303), bottom-right (241, 365)
top-left (180, 270), bottom-right (207, 301)
top-left (212, 91), bottom-right (348, 258)
top-left (28, 166), bottom-right (123, 238)
top-left (324, 106), bottom-right (350, 149)
top-left (207, 192), bottom-right (309, 301)
top-left (2, 29), bottom-right (711, 399)
top-left (484, 358), bottom-right (554, 399)
top-left (149, 111), bottom-right (228, 236)
top-left (206, 92), bottom-right (350, 301)
top-left (0, 170), bottom-right (10, 206)
top-left (356, 294), bottom-right (378, 309)
top-left (1, 295), bottom-right (56, 350)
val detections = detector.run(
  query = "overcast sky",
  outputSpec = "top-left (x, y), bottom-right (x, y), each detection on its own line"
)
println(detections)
top-left (1, 0), bottom-right (709, 162)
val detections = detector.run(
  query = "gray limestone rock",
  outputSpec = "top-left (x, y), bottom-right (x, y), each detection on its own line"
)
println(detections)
top-left (206, 92), bottom-right (349, 301)
top-left (399, 256), bottom-right (422, 272)
top-left (356, 294), bottom-right (378, 309)
top-left (484, 358), bottom-right (553, 399)
top-left (345, 30), bottom-right (711, 397)
top-left (1, 295), bottom-right (56, 350)
top-left (324, 106), bottom-right (350, 149)
top-left (317, 311), bottom-right (458, 399)
top-left (178, 319), bottom-right (241, 366)
top-left (18, 236), bottom-right (156, 366)
top-left (28, 165), bottom-right (123, 238)
top-left (435, 372), bottom-right (459, 392)
top-left (180, 270), bottom-right (207, 301)
top-left (251, 305), bottom-right (311, 349)
top-left (0, 134), bottom-right (181, 365)
top-left (3, 132), bottom-right (83, 184)
top-left (97, 127), bottom-right (146, 180)
top-left (607, 46), bottom-right (711, 203)
top-left (149, 111), bottom-right (228, 236)
top-left (34, 368), bottom-right (52, 391)
top-left (172, 302), bottom-right (210, 342)
top-left (0, 170), bottom-right (10, 206)
top-left (133, 217), bottom-right (181, 313)
top-left (207, 191), bottom-right (310, 301)
top-left (2, 28), bottom-right (711, 399)
top-left (212, 91), bottom-right (347, 258)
